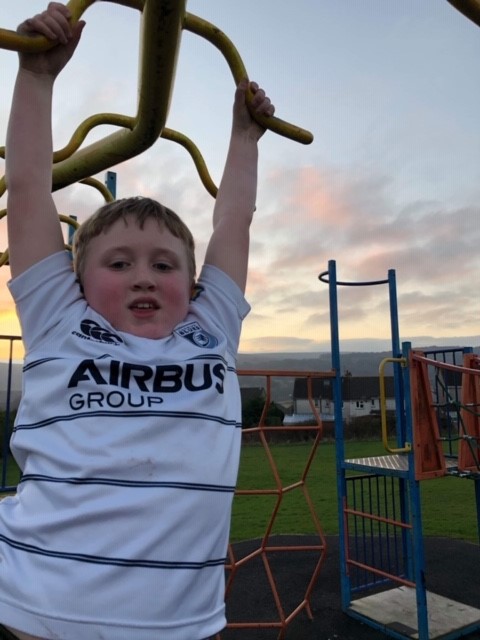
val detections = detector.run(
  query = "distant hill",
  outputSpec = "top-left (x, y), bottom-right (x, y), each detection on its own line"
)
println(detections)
top-left (237, 346), bottom-right (480, 402)
top-left (238, 351), bottom-right (394, 376)
top-left (1, 344), bottom-right (479, 409)
top-left (237, 352), bottom-right (397, 403)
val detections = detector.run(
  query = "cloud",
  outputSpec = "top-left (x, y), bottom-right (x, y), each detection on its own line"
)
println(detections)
top-left (237, 159), bottom-right (480, 349)
top-left (239, 335), bottom-right (321, 353)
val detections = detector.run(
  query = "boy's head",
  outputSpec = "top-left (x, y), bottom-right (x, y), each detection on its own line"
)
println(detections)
top-left (73, 197), bottom-right (196, 284)
top-left (72, 197), bottom-right (197, 339)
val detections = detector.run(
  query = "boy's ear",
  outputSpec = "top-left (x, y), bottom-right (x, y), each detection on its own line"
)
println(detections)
top-left (190, 281), bottom-right (204, 301)
top-left (75, 276), bottom-right (85, 295)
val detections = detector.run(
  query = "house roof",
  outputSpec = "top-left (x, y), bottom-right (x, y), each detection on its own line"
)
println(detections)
top-left (293, 376), bottom-right (395, 401)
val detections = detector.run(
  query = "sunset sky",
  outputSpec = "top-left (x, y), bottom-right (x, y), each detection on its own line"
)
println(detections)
top-left (1, 0), bottom-right (480, 354)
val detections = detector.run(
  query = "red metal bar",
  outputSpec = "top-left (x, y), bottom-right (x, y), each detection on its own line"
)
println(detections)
top-left (410, 352), bottom-right (447, 480)
top-left (459, 353), bottom-right (480, 472)
top-left (344, 507), bottom-right (413, 529)
top-left (221, 369), bottom-right (327, 638)
top-left (346, 559), bottom-right (416, 588)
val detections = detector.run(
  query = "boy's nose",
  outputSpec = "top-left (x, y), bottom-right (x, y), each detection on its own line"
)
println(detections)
top-left (132, 278), bottom-right (156, 290)
top-left (132, 268), bottom-right (156, 290)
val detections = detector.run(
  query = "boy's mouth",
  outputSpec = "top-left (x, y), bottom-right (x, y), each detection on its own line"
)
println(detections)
top-left (129, 299), bottom-right (159, 311)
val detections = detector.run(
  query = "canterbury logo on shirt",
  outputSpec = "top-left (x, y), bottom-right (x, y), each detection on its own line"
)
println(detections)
top-left (72, 320), bottom-right (124, 345)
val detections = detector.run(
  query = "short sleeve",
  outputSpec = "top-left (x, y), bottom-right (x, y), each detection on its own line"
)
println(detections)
top-left (8, 251), bottom-right (86, 352)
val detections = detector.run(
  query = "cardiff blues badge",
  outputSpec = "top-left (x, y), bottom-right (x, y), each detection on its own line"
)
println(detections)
top-left (175, 322), bottom-right (219, 348)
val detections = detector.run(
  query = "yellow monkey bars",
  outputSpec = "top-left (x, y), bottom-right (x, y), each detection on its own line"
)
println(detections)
top-left (0, 0), bottom-right (478, 196)
top-left (0, 0), bottom-right (313, 196)
top-left (446, 0), bottom-right (480, 27)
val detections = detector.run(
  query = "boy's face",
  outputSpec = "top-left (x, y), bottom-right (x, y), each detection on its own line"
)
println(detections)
top-left (81, 216), bottom-right (192, 339)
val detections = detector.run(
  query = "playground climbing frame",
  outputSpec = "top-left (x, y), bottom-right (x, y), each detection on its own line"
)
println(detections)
top-left (321, 259), bottom-right (480, 640)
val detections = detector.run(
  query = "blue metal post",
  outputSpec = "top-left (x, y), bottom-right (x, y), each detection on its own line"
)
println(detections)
top-left (402, 340), bottom-right (429, 639)
top-left (326, 260), bottom-right (350, 610)
top-left (67, 216), bottom-right (77, 254)
top-left (388, 269), bottom-right (405, 448)
top-left (105, 171), bottom-right (117, 199)
top-left (400, 342), bottom-right (415, 585)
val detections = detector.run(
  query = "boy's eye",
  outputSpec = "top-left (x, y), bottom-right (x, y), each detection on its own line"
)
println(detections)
top-left (110, 261), bottom-right (129, 270)
top-left (154, 262), bottom-right (172, 271)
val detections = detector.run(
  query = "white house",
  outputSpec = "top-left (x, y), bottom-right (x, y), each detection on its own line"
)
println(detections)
top-left (285, 374), bottom-right (396, 425)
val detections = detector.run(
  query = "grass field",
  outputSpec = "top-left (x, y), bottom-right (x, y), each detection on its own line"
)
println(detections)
top-left (230, 440), bottom-right (479, 542)
top-left (2, 440), bottom-right (478, 543)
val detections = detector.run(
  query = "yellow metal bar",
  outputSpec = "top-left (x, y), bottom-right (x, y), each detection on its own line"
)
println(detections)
top-left (0, 113), bottom-right (135, 164)
top-left (0, 208), bottom-right (80, 266)
top-left (0, 0), bottom-right (97, 52)
top-left (446, 0), bottom-right (480, 27)
top-left (79, 177), bottom-right (116, 202)
top-left (52, 113), bottom-right (134, 163)
top-left (0, 209), bottom-right (7, 267)
top-left (379, 357), bottom-right (411, 454)
top-left (100, 0), bottom-right (145, 9)
top-left (59, 213), bottom-right (80, 230)
top-left (183, 12), bottom-right (314, 146)
top-left (0, 0), bottom-right (146, 52)
top-left (51, 0), bottom-right (186, 191)
top-left (161, 128), bottom-right (218, 198)
top-left (1, 0), bottom-right (312, 197)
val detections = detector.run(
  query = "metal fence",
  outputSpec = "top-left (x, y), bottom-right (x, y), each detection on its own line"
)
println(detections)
top-left (0, 335), bottom-right (23, 492)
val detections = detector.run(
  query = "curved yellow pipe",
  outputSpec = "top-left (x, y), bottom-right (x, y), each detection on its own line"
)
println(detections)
top-left (50, 0), bottom-right (186, 191)
top-left (183, 12), bottom-right (314, 146)
top-left (79, 177), bottom-right (116, 202)
top-left (59, 213), bottom-right (80, 230)
top-left (378, 357), bottom-right (411, 454)
top-left (161, 128), bottom-right (218, 198)
top-left (0, 0), bottom-right (97, 52)
top-left (0, 208), bottom-right (8, 267)
top-left (99, 0), bottom-right (145, 9)
top-left (0, 210), bottom-right (81, 266)
top-left (1, 0), bottom-right (312, 197)
top-left (0, 0), bottom-right (146, 52)
top-left (53, 113), bottom-right (134, 163)
top-left (446, 0), bottom-right (480, 27)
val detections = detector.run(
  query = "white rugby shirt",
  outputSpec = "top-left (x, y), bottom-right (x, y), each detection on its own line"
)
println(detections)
top-left (0, 251), bottom-right (249, 640)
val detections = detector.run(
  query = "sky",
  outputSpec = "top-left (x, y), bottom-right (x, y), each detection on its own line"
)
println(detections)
top-left (1, 0), bottom-right (480, 354)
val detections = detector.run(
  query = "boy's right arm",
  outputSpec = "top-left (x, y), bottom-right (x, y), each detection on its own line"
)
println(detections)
top-left (6, 3), bottom-right (84, 279)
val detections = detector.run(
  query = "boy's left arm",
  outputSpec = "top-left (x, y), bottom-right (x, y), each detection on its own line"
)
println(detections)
top-left (204, 81), bottom-right (274, 294)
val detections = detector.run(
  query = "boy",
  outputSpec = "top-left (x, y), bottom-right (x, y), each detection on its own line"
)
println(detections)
top-left (0, 3), bottom-right (275, 639)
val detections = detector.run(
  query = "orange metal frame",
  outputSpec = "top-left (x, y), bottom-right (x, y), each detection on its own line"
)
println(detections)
top-left (409, 352), bottom-right (447, 480)
top-left (410, 351), bottom-right (480, 480)
top-left (459, 353), bottom-right (480, 472)
top-left (216, 369), bottom-right (333, 640)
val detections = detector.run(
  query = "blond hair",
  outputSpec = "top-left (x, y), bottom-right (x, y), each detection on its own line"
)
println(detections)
top-left (72, 197), bottom-right (196, 283)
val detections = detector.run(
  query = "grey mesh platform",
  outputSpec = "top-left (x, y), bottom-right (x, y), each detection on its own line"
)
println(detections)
top-left (350, 586), bottom-right (480, 639)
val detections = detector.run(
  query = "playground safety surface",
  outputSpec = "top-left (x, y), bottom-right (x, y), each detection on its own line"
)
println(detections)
top-left (221, 535), bottom-right (480, 640)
